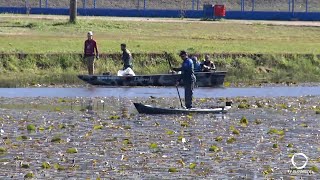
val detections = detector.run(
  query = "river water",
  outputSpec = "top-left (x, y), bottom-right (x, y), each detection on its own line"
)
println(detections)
top-left (0, 86), bottom-right (320, 98)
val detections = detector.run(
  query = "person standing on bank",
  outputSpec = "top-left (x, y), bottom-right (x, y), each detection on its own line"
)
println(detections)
top-left (121, 43), bottom-right (133, 70)
top-left (172, 50), bottom-right (196, 109)
top-left (84, 31), bottom-right (99, 75)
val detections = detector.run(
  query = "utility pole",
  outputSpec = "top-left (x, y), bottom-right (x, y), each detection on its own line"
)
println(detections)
top-left (70, 0), bottom-right (77, 23)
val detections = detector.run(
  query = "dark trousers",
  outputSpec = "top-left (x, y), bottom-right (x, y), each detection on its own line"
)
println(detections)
top-left (123, 65), bottom-right (133, 70)
top-left (184, 82), bottom-right (194, 108)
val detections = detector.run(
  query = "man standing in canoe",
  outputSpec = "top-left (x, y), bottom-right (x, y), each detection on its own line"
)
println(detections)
top-left (84, 31), bottom-right (99, 75)
top-left (121, 43), bottom-right (133, 70)
top-left (172, 50), bottom-right (196, 109)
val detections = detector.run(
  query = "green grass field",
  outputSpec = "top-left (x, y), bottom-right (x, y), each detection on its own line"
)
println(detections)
top-left (1, 15), bottom-right (320, 54)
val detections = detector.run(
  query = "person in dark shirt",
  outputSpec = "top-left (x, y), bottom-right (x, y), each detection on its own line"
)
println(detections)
top-left (201, 54), bottom-right (216, 72)
top-left (191, 55), bottom-right (201, 72)
top-left (172, 50), bottom-right (196, 109)
top-left (121, 43), bottom-right (133, 70)
top-left (84, 31), bottom-right (99, 75)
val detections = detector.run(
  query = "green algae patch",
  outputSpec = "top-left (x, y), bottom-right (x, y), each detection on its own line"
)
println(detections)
top-left (240, 116), bottom-right (249, 126)
top-left (209, 145), bottom-right (220, 152)
top-left (215, 136), bottom-right (223, 142)
top-left (21, 163), bottom-right (30, 168)
top-left (166, 129), bottom-right (174, 135)
top-left (168, 168), bottom-right (178, 173)
top-left (93, 125), bottom-right (103, 130)
top-left (272, 144), bottom-right (278, 148)
top-left (267, 128), bottom-right (285, 136)
top-left (227, 137), bottom-right (236, 144)
top-left (310, 165), bottom-right (319, 173)
top-left (0, 147), bottom-right (7, 155)
top-left (51, 136), bottom-right (62, 143)
top-left (41, 162), bottom-right (51, 169)
top-left (189, 163), bottom-right (197, 169)
top-left (27, 124), bottom-right (36, 131)
top-left (24, 172), bottom-right (34, 178)
top-left (66, 148), bottom-right (78, 154)
top-left (149, 143), bottom-right (158, 149)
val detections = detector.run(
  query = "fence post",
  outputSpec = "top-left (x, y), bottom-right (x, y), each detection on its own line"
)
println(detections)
top-left (252, 0), bottom-right (254, 11)
top-left (197, 0), bottom-right (199, 10)
top-left (192, 0), bottom-right (195, 10)
top-left (292, 0), bottom-right (294, 13)
top-left (94, 0), bottom-right (96, 8)
top-left (39, 0), bottom-right (42, 8)
top-left (305, 0), bottom-right (308, 12)
top-left (138, 0), bottom-right (140, 9)
top-left (144, 0), bottom-right (146, 10)
top-left (288, 0), bottom-right (291, 12)
top-left (83, 0), bottom-right (86, 9)
top-left (70, 0), bottom-right (77, 23)
top-left (45, 0), bottom-right (48, 8)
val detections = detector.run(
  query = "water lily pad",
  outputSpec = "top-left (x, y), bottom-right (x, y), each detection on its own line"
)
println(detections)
top-left (51, 136), bottom-right (62, 143)
top-left (24, 172), bottom-right (34, 178)
top-left (66, 148), bottom-right (78, 153)
top-left (240, 116), bottom-right (249, 126)
top-left (166, 130), bottom-right (174, 135)
top-left (168, 167), bottom-right (178, 173)
top-left (189, 163), bottom-right (196, 169)
top-left (41, 162), bottom-right (51, 169)
top-left (93, 125), bottom-right (103, 130)
top-left (209, 145), bottom-right (220, 152)
top-left (0, 147), bottom-right (7, 155)
top-left (310, 165), bottom-right (319, 173)
top-left (272, 144), bottom-right (278, 148)
top-left (215, 136), bottom-right (223, 142)
top-left (149, 143), bottom-right (158, 149)
top-left (27, 124), bottom-right (36, 131)
top-left (21, 163), bottom-right (30, 168)
top-left (227, 137), bottom-right (236, 144)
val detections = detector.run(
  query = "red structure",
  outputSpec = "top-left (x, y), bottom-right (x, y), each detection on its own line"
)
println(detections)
top-left (214, 4), bottom-right (226, 17)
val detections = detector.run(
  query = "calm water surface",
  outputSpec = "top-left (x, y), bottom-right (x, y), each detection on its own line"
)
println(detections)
top-left (0, 86), bottom-right (320, 98)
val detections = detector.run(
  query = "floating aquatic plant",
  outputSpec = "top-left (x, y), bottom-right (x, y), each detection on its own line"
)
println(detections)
top-left (41, 162), bottom-right (51, 169)
top-left (123, 139), bottom-right (132, 145)
top-left (16, 135), bottom-right (28, 141)
top-left (51, 136), bottom-right (62, 143)
top-left (168, 167), bottom-right (178, 173)
top-left (227, 137), bottom-right (236, 144)
top-left (262, 166), bottom-right (273, 175)
top-left (315, 110), bottom-right (320, 114)
top-left (21, 163), bottom-right (30, 168)
top-left (58, 124), bottom-right (66, 129)
top-left (93, 125), bottom-right (103, 130)
top-left (240, 116), bottom-right (249, 126)
top-left (238, 103), bottom-right (250, 109)
top-left (215, 136), bottom-right (223, 142)
top-left (27, 124), bottom-right (36, 131)
top-left (180, 121), bottom-right (189, 127)
top-left (272, 144), bottom-right (278, 148)
top-left (123, 125), bottom-right (131, 130)
top-left (209, 145), bottom-right (220, 152)
top-left (109, 115), bottom-right (120, 120)
top-left (267, 128), bottom-right (285, 136)
top-left (287, 143), bottom-right (293, 148)
top-left (24, 172), bottom-right (34, 178)
top-left (0, 147), bottom-right (6, 155)
top-left (166, 130), bottom-right (174, 135)
top-left (232, 129), bottom-right (240, 135)
top-left (53, 163), bottom-right (65, 171)
top-left (189, 163), bottom-right (196, 169)
top-left (66, 148), bottom-right (78, 153)
top-left (254, 119), bottom-right (262, 125)
top-left (310, 165), bottom-right (319, 173)
top-left (299, 123), bottom-right (308, 128)
top-left (149, 143), bottom-right (158, 149)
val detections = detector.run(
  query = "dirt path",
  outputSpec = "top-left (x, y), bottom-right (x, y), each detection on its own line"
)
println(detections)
top-left (1, 14), bottom-right (320, 27)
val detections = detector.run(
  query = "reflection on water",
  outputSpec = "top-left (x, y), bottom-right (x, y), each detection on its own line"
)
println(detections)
top-left (0, 86), bottom-right (320, 98)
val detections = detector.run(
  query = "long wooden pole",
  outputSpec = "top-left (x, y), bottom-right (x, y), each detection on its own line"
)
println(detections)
top-left (70, 0), bottom-right (77, 23)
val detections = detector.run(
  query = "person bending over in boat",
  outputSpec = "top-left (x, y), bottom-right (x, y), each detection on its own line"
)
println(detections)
top-left (191, 55), bottom-right (201, 72)
top-left (201, 54), bottom-right (216, 72)
top-left (84, 31), bottom-right (99, 75)
top-left (121, 43), bottom-right (133, 70)
top-left (172, 50), bottom-right (196, 109)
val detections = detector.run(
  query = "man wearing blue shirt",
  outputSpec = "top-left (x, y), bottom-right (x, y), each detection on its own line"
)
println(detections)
top-left (191, 55), bottom-right (201, 72)
top-left (172, 51), bottom-right (196, 109)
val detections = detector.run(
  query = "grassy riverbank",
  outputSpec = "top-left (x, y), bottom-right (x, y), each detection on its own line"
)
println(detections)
top-left (1, 53), bottom-right (320, 87)
top-left (1, 15), bottom-right (320, 87)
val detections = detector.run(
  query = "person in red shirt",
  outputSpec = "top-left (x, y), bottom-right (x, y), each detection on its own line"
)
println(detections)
top-left (84, 31), bottom-right (99, 75)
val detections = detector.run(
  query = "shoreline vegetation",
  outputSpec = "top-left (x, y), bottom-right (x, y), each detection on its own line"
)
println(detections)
top-left (1, 15), bottom-right (320, 87)
top-left (1, 53), bottom-right (320, 87)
